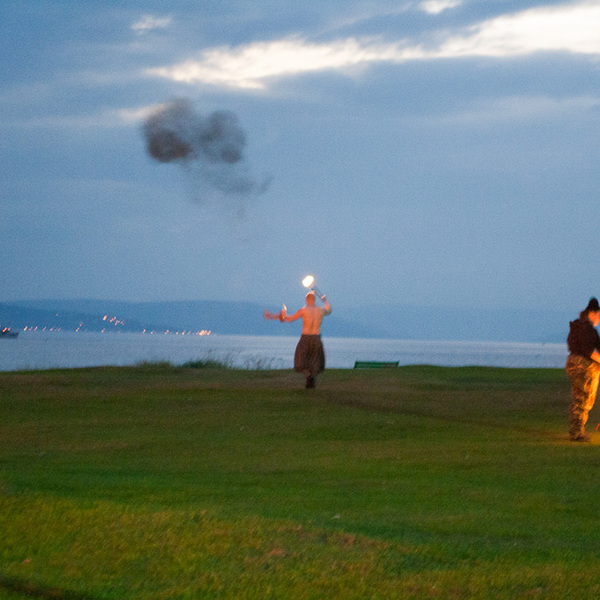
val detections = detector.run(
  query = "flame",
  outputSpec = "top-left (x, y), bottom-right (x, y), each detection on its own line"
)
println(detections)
top-left (302, 275), bottom-right (314, 288)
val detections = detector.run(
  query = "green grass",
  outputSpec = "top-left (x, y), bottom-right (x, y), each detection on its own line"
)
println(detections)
top-left (1, 365), bottom-right (599, 599)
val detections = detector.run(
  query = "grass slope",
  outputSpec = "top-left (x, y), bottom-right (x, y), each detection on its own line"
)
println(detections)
top-left (1, 365), bottom-right (599, 599)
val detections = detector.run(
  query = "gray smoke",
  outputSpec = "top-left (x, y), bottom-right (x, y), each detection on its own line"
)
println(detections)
top-left (142, 98), bottom-right (270, 197)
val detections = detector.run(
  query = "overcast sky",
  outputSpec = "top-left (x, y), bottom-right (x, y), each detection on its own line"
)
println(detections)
top-left (2, 0), bottom-right (600, 311)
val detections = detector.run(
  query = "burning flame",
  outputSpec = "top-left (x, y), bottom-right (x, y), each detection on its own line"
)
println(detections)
top-left (302, 275), bottom-right (315, 288)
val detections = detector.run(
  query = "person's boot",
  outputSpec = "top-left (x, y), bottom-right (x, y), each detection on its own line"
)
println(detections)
top-left (571, 433), bottom-right (591, 442)
top-left (569, 414), bottom-right (586, 441)
top-left (305, 375), bottom-right (315, 389)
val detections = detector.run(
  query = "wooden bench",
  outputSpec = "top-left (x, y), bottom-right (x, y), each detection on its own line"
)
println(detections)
top-left (353, 361), bottom-right (399, 369)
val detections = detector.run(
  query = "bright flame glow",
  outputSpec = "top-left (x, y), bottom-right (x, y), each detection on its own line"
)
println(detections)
top-left (302, 275), bottom-right (315, 288)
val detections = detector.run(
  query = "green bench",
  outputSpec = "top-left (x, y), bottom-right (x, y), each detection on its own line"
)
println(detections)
top-left (353, 361), bottom-right (399, 369)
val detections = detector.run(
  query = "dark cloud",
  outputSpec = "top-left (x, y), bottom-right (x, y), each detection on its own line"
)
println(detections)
top-left (142, 98), bottom-right (270, 197)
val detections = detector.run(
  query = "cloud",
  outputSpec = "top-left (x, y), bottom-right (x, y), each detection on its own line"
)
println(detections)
top-left (146, 1), bottom-right (600, 90)
top-left (419, 0), bottom-right (462, 15)
top-left (141, 98), bottom-right (271, 199)
top-left (438, 1), bottom-right (600, 58)
top-left (146, 37), bottom-right (413, 89)
top-left (432, 94), bottom-right (600, 125)
top-left (131, 14), bottom-right (173, 33)
top-left (0, 106), bottom-right (155, 131)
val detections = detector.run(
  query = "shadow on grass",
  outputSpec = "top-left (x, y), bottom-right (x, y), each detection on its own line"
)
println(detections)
top-left (0, 575), bottom-right (100, 600)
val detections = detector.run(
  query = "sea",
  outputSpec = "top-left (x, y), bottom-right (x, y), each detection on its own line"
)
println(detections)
top-left (0, 331), bottom-right (568, 372)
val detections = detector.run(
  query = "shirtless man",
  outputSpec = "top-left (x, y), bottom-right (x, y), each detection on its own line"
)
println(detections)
top-left (264, 291), bottom-right (332, 388)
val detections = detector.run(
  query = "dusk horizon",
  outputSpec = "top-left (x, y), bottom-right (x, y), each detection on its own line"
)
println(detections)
top-left (1, 296), bottom-right (572, 344)
top-left (2, 1), bottom-right (599, 314)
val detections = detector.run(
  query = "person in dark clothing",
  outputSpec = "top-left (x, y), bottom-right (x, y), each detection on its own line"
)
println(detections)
top-left (566, 297), bottom-right (600, 442)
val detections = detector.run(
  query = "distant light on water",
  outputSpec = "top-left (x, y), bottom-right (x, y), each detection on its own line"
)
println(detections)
top-left (0, 332), bottom-right (567, 372)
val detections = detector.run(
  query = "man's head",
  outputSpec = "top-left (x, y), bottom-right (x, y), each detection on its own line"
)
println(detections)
top-left (306, 291), bottom-right (316, 305)
top-left (585, 297), bottom-right (600, 326)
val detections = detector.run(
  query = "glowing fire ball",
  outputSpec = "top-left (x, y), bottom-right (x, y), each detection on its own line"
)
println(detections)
top-left (302, 275), bottom-right (315, 289)
top-left (302, 275), bottom-right (325, 300)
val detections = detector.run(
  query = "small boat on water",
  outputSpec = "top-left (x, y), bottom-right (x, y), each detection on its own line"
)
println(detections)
top-left (0, 327), bottom-right (18, 338)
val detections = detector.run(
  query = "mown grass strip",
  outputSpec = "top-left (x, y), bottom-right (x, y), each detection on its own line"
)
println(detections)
top-left (1, 365), bottom-right (599, 599)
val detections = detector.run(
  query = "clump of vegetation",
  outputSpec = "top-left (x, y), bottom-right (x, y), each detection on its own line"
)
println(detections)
top-left (136, 351), bottom-right (284, 371)
top-left (134, 360), bottom-right (174, 369)
top-left (241, 355), bottom-right (284, 370)
top-left (182, 350), bottom-right (236, 369)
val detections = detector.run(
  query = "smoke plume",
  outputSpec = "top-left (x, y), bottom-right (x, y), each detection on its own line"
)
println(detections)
top-left (142, 98), bottom-right (270, 198)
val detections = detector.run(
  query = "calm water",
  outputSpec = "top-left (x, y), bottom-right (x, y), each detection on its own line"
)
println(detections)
top-left (0, 331), bottom-right (568, 372)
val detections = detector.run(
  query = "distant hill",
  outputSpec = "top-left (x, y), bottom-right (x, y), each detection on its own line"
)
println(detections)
top-left (0, 302), bottom-right (152, 334)
top-left (0, 299), bottom-right (572, 343)
top-left (0, 299), bottom-right (380, 338)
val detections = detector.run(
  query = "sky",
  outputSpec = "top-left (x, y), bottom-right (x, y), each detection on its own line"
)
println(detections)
top-left (2, 0), bottom-right (600, 312)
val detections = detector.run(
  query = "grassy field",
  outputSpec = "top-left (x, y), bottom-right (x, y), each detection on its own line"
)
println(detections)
top-left (1, 364), bottom-right (600, 599)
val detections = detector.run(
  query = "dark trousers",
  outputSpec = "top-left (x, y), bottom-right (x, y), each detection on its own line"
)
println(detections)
top-left (294, 334), bottom-right (325, 377)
